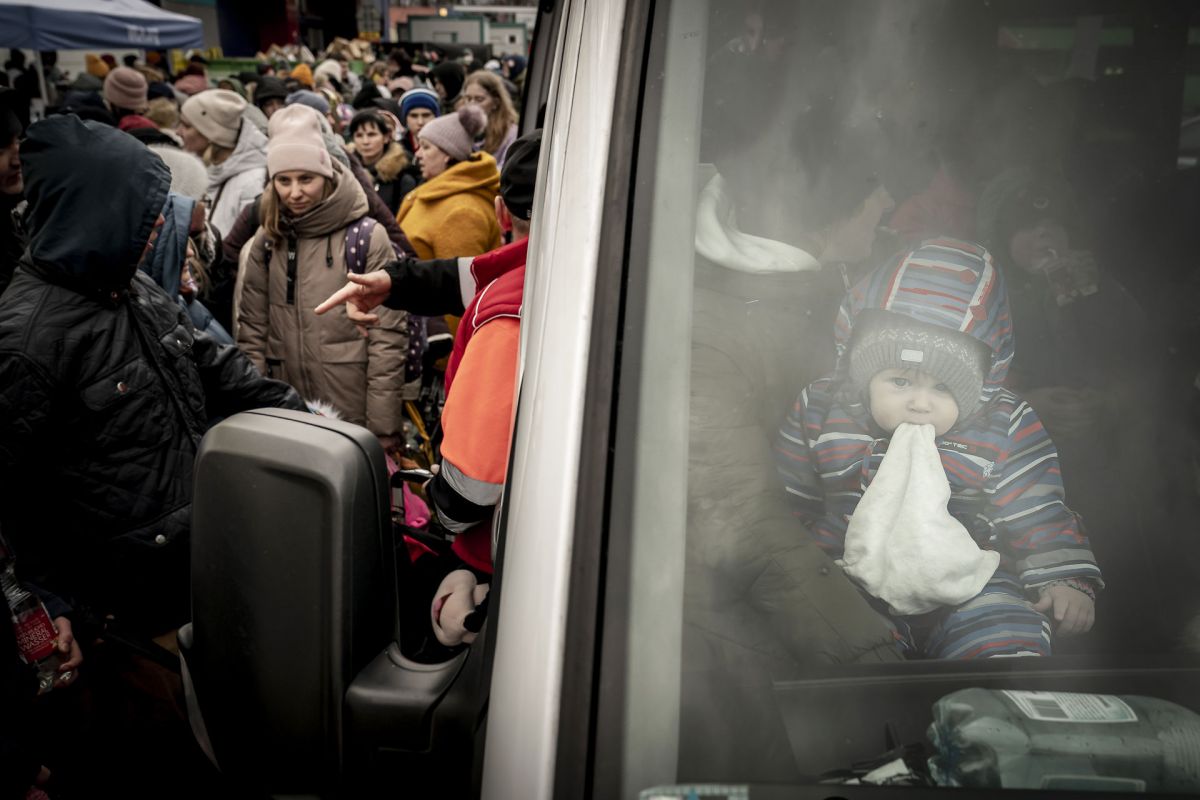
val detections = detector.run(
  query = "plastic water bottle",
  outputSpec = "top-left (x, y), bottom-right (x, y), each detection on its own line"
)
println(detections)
top-left (928, 688), bottom-right (1200, 793)
top-left (0, 544), bottom-right (64, 694)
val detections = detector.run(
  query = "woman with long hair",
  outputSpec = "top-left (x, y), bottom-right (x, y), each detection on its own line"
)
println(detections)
top-left (236, 105), bottom-right (409, 446)
top-left (458, 70), bottom-right (519, 170)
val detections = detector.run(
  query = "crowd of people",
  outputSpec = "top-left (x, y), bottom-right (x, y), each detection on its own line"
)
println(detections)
top-left (0, 43), bottom-right (534, 799)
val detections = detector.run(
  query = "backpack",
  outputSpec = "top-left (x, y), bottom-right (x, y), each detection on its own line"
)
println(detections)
top-left (344, 215), bottom-right (428, 387)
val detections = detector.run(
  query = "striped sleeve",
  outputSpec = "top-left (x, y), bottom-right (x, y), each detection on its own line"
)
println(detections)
top-left (988, 400), bottom-right (1103, 590)
top-left (774, 385), bottom-right (851, 556)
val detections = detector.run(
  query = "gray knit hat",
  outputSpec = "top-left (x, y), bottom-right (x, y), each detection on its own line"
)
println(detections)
top-left (180, 89), bottom-right (246, 149)
top-left (418, 104), bottom-right (486, 162)
top-left (848, 311), bottom-right (990, 420)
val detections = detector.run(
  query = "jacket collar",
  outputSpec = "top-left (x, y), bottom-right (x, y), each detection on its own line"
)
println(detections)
top-left (471, 237), bottom-right (528, 288)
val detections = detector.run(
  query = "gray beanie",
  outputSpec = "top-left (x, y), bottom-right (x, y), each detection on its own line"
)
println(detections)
top-left (418, 104), bottom-right (486, 162)
top-left (848, 311), bottom-right (989, 420)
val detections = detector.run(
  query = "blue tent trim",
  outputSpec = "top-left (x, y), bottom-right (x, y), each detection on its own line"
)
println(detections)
top-left (0, 0), bottom-right (204, 50)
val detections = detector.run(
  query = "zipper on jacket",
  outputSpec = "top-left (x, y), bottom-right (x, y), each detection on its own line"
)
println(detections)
top-left (286, 232), bottom-right (298, 305)
top-left (325, 235), bottom-right (333, 269)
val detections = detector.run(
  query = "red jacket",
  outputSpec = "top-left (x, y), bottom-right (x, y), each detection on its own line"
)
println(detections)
top-left (430, 237), bottom-right (528, 573)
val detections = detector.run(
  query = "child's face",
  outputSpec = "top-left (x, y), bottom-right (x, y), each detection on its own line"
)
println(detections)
top-left (868, 368), bottom-right (960, 437)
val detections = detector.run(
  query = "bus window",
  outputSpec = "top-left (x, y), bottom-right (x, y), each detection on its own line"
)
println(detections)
top-left (595, 0), bottom-right (1200, 795)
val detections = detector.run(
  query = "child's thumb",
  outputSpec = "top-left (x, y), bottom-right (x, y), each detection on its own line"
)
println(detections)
top-left (1032, 593), bottom-right (1052, 613)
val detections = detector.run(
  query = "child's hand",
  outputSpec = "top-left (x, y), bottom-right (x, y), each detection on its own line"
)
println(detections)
top-left (1034, 584), bottom-right (1095, 636)
top-left (431, 569), bottom-right (489, 647)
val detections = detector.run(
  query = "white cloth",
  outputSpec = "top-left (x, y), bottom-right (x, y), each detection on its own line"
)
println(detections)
top-left (838, 423), bottom-right (999, 615)
top-left (694, 173), bottom-right (822, 275)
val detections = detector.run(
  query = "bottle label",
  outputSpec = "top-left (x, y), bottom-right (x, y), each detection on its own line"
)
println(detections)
top-left (1002, 690), bottom-right (1137, 724)
top-left (12, 607), bottom-right (58, 663)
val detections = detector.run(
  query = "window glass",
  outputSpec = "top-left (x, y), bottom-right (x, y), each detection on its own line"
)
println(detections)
top-left (609, 0), bottom-right (1200, 795)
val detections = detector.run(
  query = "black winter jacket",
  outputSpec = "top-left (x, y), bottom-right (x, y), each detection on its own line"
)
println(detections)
top-left (0, 116), bottom-right (306, 636)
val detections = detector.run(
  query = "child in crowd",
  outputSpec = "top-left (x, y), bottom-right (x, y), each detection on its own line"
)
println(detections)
top-left (775, 239), bottom-right (1102, 658)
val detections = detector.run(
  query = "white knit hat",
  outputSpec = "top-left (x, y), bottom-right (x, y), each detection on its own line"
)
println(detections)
top-left (266, 104), bottom-right (333, 178)
top-left (180, 89), bottom-right (247, 149)
top-left (148, 145), bottom-right (209, 201)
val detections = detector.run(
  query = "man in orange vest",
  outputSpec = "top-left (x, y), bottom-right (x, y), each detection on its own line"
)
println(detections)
top-left (317, 130), bottom-right (540, 648)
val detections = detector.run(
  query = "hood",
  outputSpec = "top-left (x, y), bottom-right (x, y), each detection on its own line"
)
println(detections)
top-left (140, 192), bottom-right (194, 297)
top-left (415, 152), bottom-right (499, 204)
top-left (282, 159), bottom-right (368, 239)
top-left (21, 115), bottom-right (169, 294)
top-left (833, 238), bottom-right (1013, 405)
top-left (208, 117), bottom-right (267, 190)
top-left (694, 172), bottom-right (821, 274)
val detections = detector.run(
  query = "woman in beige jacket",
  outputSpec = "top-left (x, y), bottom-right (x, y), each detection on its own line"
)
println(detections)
top-left (236, 104), bottom-right (408, 440)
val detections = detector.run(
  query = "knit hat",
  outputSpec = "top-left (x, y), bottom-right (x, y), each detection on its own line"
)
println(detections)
top-left (103, 67), bottom-right (149, 113)
top-left (254, 76), bottom-right (289, 108)
top-left (147, 81), bottom-right (176, 102)
top-left (174, 74), bottom-right (209, 97)
top-left (418, 104), bottom-right (486, 162)
top-left (267, 104), bottom-right (333, 178)
top-left (290, 63), bottom-right (315, 89)
top-left (149, 144), bottom-right (210, 201)
top-left (848, 310), bottom-right (990, 421)
top-left (180, 89), bottom-right (247, 149)
top-left (500, 129), bottom-right (541, 221)
top-left (85, 54), bottom-right (110, 79)
top-left (286, 89), bottom-right (330, 115)
top-left (399, 87), bottom-right (440, 121)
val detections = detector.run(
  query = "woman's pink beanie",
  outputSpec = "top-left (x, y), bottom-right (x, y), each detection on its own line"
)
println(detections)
top-left (266, 104), bottom-right (333, 178)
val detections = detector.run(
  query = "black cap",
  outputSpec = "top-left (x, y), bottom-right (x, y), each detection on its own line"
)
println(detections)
top-left (499, 129), bottom-right (541, 221)
top-left (254, 76), bottom-right (289, 106)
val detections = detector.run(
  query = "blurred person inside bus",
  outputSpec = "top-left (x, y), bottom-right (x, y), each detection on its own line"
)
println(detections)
top-left (977, 171), bottom-right (1186, 651)
top-left (457, 70), bottom-right (519, 170)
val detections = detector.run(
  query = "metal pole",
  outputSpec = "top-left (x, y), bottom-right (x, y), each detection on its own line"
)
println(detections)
top-left (31, 49), bottom-right (49, 122)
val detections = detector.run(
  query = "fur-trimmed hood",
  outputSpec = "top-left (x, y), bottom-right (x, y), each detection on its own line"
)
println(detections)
top-left (348, 140), bottom-right (409, 183)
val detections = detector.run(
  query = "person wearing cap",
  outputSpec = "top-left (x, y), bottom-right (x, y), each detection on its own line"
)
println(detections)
top-left (253, 75), bottom-right (289, 119)
top-left (315, 130), bottom-right (542, 648)
top-left (101, 66), bottom-right (150, 124)
top-left (178, 89), bottom-right (268, 237)
top-left (395, 105), bottom-right (500, 265)
top-left (290, 62), bottom-right (315, 90)
top-left (398, 86), bottom-right (440, 159)
top-left (776, 240), bottom-right (1101, 660)
top-left (236, 104), bottom-right (409, 444)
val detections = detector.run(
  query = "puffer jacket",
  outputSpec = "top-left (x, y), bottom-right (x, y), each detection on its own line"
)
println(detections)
top-left (395, 151), bottom-right (501, 260)
top-left (0, 116), bottom-right (305, 636)
top-left (775, 239), bottom-right (1103, 592)
top-left (687, 172), bottom-right (901, 668)
top-left (237, 159), bottom-right (409, 435)
top-left (207, 117), bottom-right (268, 236)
